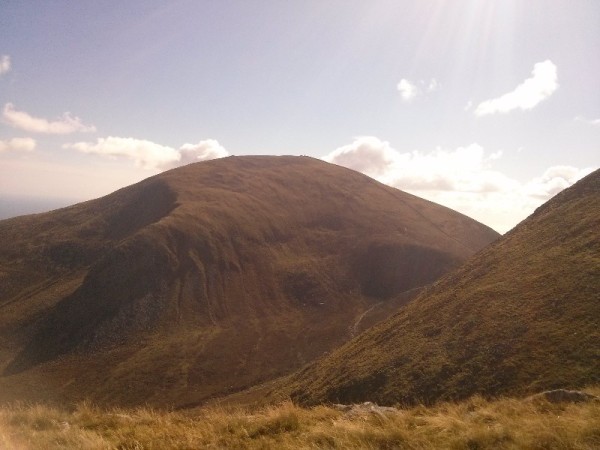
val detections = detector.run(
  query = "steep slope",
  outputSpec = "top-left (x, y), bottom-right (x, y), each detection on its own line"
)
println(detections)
top-left (287, 169), bottom-right (600, 406)
top-left (0, 155), bottom-right (498, 407)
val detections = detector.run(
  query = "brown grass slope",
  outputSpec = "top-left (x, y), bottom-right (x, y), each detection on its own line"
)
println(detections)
top-left (288, 168), bottom-right (600, 406)
top-left (0, 155), bottom-right (498, 407)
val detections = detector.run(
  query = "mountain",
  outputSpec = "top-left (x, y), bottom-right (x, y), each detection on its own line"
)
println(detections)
top-left (0, 155), bottom-right (498, 407)
top-left (287, 169), bottom-right (600, 406)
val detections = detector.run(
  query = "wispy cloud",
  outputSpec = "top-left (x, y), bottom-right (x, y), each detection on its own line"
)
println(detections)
top-left (397, 78), bottom-right (439, 101)
top-left (2, 103), bottom-right (97, 134)
top-left (323, 136), bottom-right (593, 233)
top-left (0, 55), bottom-right (10, 76)
top-left (65, 137), bottom-right (179, 169)
top-left (574, 116), bottom-right (600, 126)
top-left (427, 79), bottom-right (439, 92)
top-left (475, 60), bottom-right (558, 116)
top-left (65, 137), bottom-right (228, 170)
top-left (0, 137), bottom-right (36, 153)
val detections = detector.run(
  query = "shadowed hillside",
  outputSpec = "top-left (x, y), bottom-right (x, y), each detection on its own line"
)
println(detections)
top-left (0, 156), bottom-right (498, 407)
top-left (286, 169), bottom-right (600, 406)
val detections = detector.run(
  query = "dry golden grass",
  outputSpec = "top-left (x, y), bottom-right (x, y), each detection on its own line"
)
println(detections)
top-left (1, 388), bottom-right (599, 449)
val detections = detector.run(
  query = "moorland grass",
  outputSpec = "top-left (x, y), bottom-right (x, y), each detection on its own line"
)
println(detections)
top-left (1, 388), bottom-right (599, 449)
top-left (287, 169), bottom-right (600, 406)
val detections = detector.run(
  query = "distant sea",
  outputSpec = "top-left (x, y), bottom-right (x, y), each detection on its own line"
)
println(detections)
top-left (0, 195), bottom-right (82, 220)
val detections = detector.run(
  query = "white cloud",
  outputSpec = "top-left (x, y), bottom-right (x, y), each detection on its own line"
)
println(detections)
top-left (524, 165), bottom-right (594, 199)
top-left (574, 116), bottom-right (600, 126)
top-left (0, 137), bottom-right (36, 153)
top-left (397, 79), bottom-right (418, 101)
top-left (324, 137), bottom-right (514, 193)
top-left (66, 137), bottom-right (180, 169)
top-left (475, 60), bottom-right (558, 116)
top-left (174, 139), bottom-right (229, 168)
top-left (65, 136), bottom-right (228, 170)
top-left (323, 136), bottom-right (594, 233)
top-left (322, 136), bottom-right (397, 176)
top-left (397, 78), bottom-right (440, 101)
top-left (2, 103), bottom-right (97, 134)
top-left (0, 55), bottom-right (10, 76)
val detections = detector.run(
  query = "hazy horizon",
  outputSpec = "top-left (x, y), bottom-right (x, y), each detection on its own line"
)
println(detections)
top-left (0, 194), bottom-right (84, 220)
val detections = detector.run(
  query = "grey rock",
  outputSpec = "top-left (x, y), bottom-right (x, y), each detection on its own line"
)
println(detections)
top-left (531, 389), bottom-right (600, 404)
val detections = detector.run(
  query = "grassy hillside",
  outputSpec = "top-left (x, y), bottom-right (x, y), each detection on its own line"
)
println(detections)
top-left (0, 156), bottom-right (498, 407)
top-left (286, 169), bottom-right (600, 406)
top-left (1, 388), bottom-right (598, 449)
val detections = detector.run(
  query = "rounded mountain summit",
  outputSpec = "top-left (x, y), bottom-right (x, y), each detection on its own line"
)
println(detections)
top-left (0, 156), bottom-right (499, 407)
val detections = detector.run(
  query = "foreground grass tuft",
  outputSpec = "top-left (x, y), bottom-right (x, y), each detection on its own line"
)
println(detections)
top-left (1, 389), bottom-right (599, 449)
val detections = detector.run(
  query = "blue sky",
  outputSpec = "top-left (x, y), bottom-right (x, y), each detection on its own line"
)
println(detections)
top-left (1, 0), bottom-right (598, 232)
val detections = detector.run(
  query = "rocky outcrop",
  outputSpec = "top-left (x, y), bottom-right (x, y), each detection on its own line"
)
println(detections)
top-left (332, 402), bottom-right (398, 418)
top-left (530, 389), bottom-right (600, 404)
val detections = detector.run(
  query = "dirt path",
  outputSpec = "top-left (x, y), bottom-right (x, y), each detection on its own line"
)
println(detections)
top-left (350, 302), bottom-right (383, 337)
